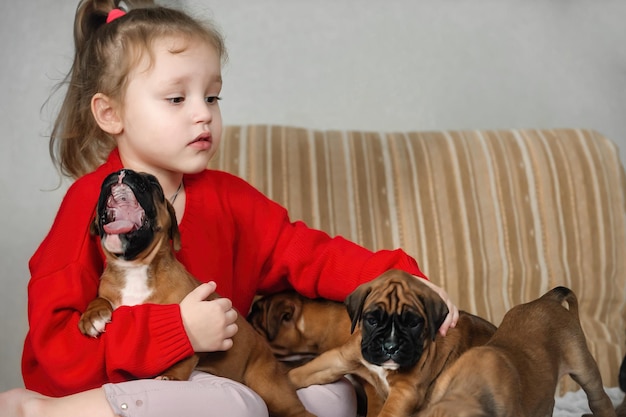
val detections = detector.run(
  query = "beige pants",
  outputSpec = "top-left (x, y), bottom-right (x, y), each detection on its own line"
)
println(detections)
top-left (103, 371), bottom-right (357, 417)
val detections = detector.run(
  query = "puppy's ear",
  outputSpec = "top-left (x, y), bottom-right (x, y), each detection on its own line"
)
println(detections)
top-left (265, 298), bottom-right (298, 341)
top-left (90, 202), bottom-right (104, 236)
top-left (146, 174), bottom-right (166, 202)
top-left (247, 299), bottom-right (265, 334)
top-left (90, 215), bottom-right (100, 236)
top-left (419, 291), bottom-right (449, 341)
top-left (345, 284), bottom-right (372, 334)
top-left (166, 201), bottom-right (181, 251)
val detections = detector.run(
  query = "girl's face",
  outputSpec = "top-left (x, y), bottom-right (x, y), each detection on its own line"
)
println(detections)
top-left (116, 36), bottom-right (223, 179)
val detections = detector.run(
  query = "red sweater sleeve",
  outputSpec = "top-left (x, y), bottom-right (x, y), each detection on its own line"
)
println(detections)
top-left (265, 222), bottom-right (424, 301)
top-left (213, 172), bottom-right (426, 302)
top-left (22, 158), bottom-right (194, 396)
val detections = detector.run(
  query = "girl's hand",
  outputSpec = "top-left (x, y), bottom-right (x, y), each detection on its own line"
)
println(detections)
top-left (180, 282), bottom-right (239, 352)
top-left (414, 276), bottom-right (459, 337)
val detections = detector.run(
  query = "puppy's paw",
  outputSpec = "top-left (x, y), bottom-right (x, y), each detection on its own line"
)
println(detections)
top-left (155, 375), bottom-right (180, 381)
top-left (287, 368), bottom-right (308, 388)
top-left (78, 298), bottom-right (114, 337)
top-left (78, 308), bottom-right (112, 337)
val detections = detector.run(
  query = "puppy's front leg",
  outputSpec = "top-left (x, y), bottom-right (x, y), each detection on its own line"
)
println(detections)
top-left (157, 354), bottom-right (200, 381)
top-left (79, 297), bottom-right (114, 337)
top-left (289, 337), bottom-right (362, 388)
top-left (377, 381), bottom-right (418, 417)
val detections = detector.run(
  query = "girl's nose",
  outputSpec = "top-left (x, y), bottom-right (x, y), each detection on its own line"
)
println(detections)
top-left (192, 99), bottom-right (213, 124)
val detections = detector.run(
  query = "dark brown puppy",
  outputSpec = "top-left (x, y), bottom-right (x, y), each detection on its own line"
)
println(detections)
top-left (287, 269), bottom-right (497, 417)
top-left (248, 291), bottom-right (383, 416)
top-left (79, 169), bottom-right (315, 417)
top-left (419, 286), bottom-right (616, 417)
top-left (248, 291), bottom-right (352, 362)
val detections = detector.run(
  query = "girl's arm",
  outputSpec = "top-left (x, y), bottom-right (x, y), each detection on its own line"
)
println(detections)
top-left (253, 199), bottom-right (459, 334)
top-left (221, 172), bottom-right (458, 332)
top-left (223, 173), bottom-right (424, 299)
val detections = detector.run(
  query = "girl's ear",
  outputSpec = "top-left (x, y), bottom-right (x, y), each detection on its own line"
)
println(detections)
top-left (91, 93), bottom-right (123, 135)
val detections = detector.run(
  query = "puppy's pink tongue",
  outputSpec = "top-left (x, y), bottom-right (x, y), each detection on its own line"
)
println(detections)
top-left (103, 220), bottom-right (135, 234)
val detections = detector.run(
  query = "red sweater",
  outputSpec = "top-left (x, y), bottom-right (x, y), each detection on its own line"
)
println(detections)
top-left (22, 148), bottom-right (424, 396)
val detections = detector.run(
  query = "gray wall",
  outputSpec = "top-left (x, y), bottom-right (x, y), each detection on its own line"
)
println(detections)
top-left (1, 1), bottom-right (625, 391)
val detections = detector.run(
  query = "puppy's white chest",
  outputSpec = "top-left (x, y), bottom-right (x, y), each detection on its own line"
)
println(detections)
top-left (113, 263), bottom-right (153, 307)
top-left (363, 361), bottom-right (391, 395)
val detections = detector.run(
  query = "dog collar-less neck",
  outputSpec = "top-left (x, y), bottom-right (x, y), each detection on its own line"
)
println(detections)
top-left (169, 181), bottom-right (183, 204)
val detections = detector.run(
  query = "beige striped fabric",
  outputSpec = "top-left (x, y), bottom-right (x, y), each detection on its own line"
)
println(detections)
top-left (209, 125), bottom-right (626, 393)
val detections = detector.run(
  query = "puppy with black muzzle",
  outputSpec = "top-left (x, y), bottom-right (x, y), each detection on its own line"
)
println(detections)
top-left (418, 287), bottom-right (616, 417)
top-left (287, 269), bottom-right (497, 417)
top-left (79, 169), bottom-right (316, 417)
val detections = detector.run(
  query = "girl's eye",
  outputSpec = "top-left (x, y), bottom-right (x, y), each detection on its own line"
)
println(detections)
top-left (167, 97), bottom-right (184, 104)
top-left (205, 96), bottom-right (222, 104)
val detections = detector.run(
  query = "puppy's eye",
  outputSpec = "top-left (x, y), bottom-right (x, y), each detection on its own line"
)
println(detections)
top-left (402, 312), bottom-right (423, 328)
top-left (364, 311), bottom-right (384, 327)
top-left (281, 312), bottom-right (293, 323)
top-left (366, 316), bottom-right (378, 326)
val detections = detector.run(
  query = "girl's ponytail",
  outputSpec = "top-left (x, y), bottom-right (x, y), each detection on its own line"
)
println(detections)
top-left (74, 0), bottom-right (114, 56)
top-left (74, 1), bottom-right (154, 54)
top-left (49, 0), bottom-right (156, 179)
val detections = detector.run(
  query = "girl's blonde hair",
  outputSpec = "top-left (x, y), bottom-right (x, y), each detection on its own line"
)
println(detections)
top-left (50, 0), bottom-right (227, 179)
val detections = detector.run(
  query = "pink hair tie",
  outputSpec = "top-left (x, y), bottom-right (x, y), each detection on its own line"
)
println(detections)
top-left (106, 8), bottom-right (126, 23)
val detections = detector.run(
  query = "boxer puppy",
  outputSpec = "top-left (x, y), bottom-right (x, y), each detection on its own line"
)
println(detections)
top-left (248, 291), bottom-right (382, 416)
top-left (79, 169), bottom-right (315, 417)
top-left (287, 269), bottom-right (497, 417)
top-left (248, 291), bottom-right (352, 363)
top-left (419, 286), bottom-right (616, 417)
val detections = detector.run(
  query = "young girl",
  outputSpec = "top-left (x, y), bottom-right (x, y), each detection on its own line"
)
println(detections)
top-left (0, 1), bottom-right (458, 416)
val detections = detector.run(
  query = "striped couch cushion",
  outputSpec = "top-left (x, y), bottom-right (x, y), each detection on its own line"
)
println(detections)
top-left (209, 125), bottom-right (626, 393)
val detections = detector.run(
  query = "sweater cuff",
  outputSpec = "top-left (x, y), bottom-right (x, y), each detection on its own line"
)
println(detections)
top-left (358, 249), bottom-right (425, 282)
top-left (152, 304), bottom-right (192, 349)
top-left (143, 304), bottom-right (194, 374)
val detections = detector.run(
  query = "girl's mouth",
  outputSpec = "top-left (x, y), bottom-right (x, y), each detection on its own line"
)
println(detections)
top-left (190, 132), bottom-right (212, 144)
top-left (189, 132), bottom-right (212, 150)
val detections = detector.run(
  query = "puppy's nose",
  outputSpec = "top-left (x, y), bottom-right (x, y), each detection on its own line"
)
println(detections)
top-left (383, 339), bottom-right (399, 355)
top-left (383, 321), bottom-right (401, 355)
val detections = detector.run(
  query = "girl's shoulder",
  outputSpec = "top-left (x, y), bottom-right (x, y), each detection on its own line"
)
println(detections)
top-left (64, 165), bottom-right (117, 206)
top-left (29, 163), bottom-right (118, 278)
top-left (59, 151), bottom-right (123, 215)
top-left (67, 170), bottom-right (109, 197)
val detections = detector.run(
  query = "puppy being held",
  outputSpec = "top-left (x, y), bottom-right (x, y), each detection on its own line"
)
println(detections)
top-left (79, 169), bottom-right (315, 417)
top-left (419, 286), bottom-right (616, 417)
top-left (249, 291), bottom-right (385, 416)
top-left (287, 269), bottom-right (497, 417)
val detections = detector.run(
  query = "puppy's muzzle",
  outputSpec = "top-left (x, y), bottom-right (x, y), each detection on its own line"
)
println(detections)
top-left (95, 169), bottom-right (162, 260)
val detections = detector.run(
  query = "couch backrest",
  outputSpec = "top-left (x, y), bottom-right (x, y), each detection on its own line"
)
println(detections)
top-left (209, 125), bottom-right (626, 393)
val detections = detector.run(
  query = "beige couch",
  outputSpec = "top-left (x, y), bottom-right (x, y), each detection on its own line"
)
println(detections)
top-left (209, 125), bottom-right (626, 394)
